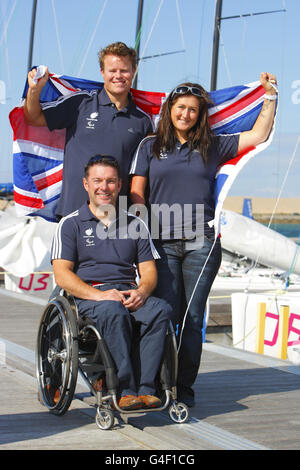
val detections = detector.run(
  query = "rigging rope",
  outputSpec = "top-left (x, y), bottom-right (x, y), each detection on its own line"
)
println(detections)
top-left (247, 133), bottom-right (300, 286)
top-left (51, 0), bottom-right (64, 73)
top-left (135, 0), bottom-right (156, 52)
top-left (217, 23), bottom-right (232, 87)
top-left (77, 0), bottom-right (108, 77)
top-left (0, 0), bottom-right (12, 90)
top-left (133, 0), bottom-right (165, 85)
top-left (175, 0), bottom-right (185, 50)
top-left (177, 238), bottom-right (217, 354)
top-left (0, 0), bottom-right (17, 49)
top-left (196, 0), bottom-right (206, 81)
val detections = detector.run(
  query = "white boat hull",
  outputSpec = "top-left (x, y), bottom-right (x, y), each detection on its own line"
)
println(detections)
top-left (220, 210), bottom-right (300, 275)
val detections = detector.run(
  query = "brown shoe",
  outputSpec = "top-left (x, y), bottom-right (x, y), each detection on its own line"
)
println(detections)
top-left (46, 385), bottom-right (60, 404)
top-left (115, 395), bottom-right (144, 411)
top-left (139, 395), bottom-right (162, 408)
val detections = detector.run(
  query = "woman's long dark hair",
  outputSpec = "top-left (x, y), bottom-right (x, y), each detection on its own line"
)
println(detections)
top-left (152, 82), bottom-right (214, 165)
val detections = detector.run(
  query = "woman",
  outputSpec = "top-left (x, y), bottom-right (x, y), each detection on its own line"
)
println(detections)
top-left (130, 73), bottom-right (277, 407)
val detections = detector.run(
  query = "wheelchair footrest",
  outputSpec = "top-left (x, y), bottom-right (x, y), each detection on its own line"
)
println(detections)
top-left (80, 363), bottom-right (105, 375)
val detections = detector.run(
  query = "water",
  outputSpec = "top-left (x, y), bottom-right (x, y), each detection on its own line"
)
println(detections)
top-left (265, 223), bottom-right (300, 240)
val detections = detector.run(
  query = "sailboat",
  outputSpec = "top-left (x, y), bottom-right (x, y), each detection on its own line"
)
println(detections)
top-left (207, 1), bottom-right (300, 289)
top-left (213, 207), bottom-right (300, 294)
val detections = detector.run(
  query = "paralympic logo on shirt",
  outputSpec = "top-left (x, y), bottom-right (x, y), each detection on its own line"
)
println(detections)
top-left (94, 196), bottom-right (205, 249)
top-left (86, 112), bottom-right (99, 129)
top-left (83, 227), bottom-right (95, 246)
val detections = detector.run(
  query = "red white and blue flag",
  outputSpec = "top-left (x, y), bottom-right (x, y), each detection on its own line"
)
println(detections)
top-left (9, 70), bottom-right (276, 234)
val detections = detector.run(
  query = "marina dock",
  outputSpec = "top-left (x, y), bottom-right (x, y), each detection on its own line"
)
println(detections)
top-left (0, 287), bottom-right (300, 451)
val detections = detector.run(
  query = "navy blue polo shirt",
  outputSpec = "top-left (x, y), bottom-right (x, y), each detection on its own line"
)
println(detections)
top-left (42, 88), bottom-right (153, 218)
top-left (51, 202), bottom-right (158, 284)
top-left (130, 134), bottom-right (239, 238)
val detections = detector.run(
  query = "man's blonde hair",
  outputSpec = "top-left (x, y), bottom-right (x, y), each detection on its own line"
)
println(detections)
top-left (98, 42), bottom-right (137, 70)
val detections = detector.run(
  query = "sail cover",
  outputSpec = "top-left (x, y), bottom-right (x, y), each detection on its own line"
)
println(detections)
top-left (9, 70), bottom-right (277, 235)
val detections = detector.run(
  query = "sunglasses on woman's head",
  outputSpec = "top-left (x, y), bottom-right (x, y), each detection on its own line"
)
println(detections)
top-left (171, 86), bottom-right (202, 99)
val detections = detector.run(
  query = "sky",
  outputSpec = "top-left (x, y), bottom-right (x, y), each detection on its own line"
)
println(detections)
top-left (0, 0), bottom-right (299, 199)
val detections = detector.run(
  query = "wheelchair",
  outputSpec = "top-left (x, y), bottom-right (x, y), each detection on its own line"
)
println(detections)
top-left (35, 287), bottom-right (189, 430)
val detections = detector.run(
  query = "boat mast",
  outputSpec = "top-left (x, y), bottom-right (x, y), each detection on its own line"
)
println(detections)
top-left (27, 0), bottom-right (38, 71)
top-left (210, 1), bottom-right (286, 91)
top-left (210, 0), bottom-right (223, 91)
top-left (133, 0), bottom-right (144, 89)
top-left (133, 0), bottom-right (185, 89)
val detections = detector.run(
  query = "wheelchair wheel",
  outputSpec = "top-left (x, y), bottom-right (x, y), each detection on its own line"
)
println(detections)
top-left (169, 402), bottom-right (189, 424)
top-left (36, 295), bottom-right (79, 416)
top-left (95, 408), bottom-right (115, 430)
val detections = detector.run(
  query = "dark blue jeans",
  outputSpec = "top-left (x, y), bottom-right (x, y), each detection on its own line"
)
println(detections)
top-left (154, 237), bottom-right (222, 394)
top-left (75, 283), bottom-right (171, 397)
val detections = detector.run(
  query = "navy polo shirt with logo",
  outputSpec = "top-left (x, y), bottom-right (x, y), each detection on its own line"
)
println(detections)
top-left (41, 88), bottom-right (153, 218)
top-left (51, 202), bottom-right (158, 284)
top-left (130, 134), bottom-right (239, 238)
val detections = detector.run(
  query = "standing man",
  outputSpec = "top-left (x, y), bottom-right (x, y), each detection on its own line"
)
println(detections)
top-left (24, 42), bottom-right (153, 219)
top-left (51, 154), bottom-right (171, 410)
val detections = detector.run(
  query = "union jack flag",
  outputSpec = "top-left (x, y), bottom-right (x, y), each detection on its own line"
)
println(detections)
top-left (9, 70), bottom-right (276, 235)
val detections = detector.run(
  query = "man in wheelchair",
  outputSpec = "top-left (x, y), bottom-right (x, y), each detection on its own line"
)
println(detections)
top-left (51, 155), bottom-right (172, 411)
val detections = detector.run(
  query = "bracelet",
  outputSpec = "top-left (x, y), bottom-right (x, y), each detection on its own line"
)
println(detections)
top-left (263, 93), bottom-right (277, 101)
